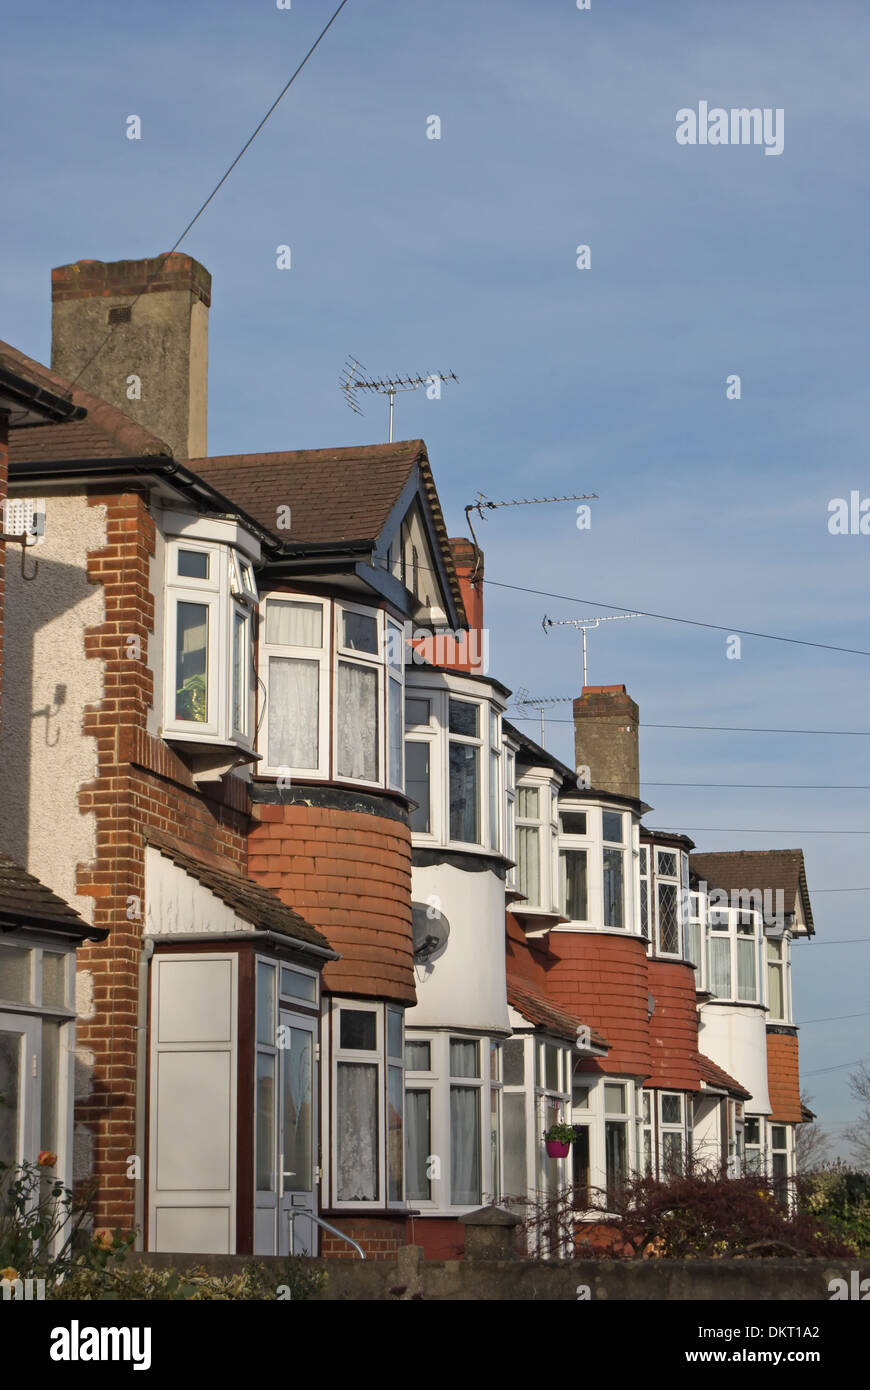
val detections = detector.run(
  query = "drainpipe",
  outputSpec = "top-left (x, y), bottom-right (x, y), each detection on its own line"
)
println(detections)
top-left (133, 938), bottom-right (155, 1251)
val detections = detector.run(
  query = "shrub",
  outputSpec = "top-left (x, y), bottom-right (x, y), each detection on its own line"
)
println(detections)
top-left (49, 1259), bottom-right (326, 1301)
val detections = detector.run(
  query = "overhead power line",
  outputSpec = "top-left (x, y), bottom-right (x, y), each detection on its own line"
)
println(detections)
top-left (506, 712), bottom-right (870, 736)
top-left (67, 0), bottom-right (354, 391)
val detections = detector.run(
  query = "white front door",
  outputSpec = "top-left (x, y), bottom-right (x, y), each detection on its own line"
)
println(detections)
top-left (0, 1013), bottom-right (40, 1167)
top-left (277, 1011), bottom-right (318, 1256)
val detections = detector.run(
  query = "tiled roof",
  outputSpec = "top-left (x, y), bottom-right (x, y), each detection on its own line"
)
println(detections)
top-left (189, 440), bottom-right (466, 621)
top-left (698, 1052), bottom-right (752, 1099)
top-left (1, 339), bottom-right (172, 462)
top-left (507, 975), bottom-right (609, 1049)
top-left (0, 853), bottom-right (105, 941)
top-left (145, 832), bottom-right (334, 953)
top-left (690, 849), bottom-right (814, 934)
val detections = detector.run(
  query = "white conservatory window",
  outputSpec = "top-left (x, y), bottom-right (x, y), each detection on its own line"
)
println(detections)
top-left (164, 538), bottom-right (258, 747)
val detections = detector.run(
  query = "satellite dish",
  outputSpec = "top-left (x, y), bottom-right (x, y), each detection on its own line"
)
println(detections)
top-left (412, 901), bottom-right (450, 963)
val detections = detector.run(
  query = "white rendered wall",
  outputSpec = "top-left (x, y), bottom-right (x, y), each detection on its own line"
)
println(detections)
top-left (405, 860), bottom-right (510, 1034)
top-left (698, 1004), bottom-right (772, 1115)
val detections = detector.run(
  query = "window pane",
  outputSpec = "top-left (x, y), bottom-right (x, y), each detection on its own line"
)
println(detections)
top-left (337, 1062), bottom-right (379, 1201)
top-left (687, 920), bottom-right (702, 985)
top-left (450, 1087), bottom-right (481, 1205)
top-left (256, 1053), bottom-right (276, 1192)
top-left (256, 962), bottom-right (275, 1046)
top-left (386, 621), bottom-right (404, 669)
top-left (560, 849), bottom-right (588, 920)
top-left (602, 811), bottom-right (623, 843)
top-left (178, 548), bottom-right (209, 579)
top-left (602, 848), bottom-right (624, 928)
top-left (0, 1031), bottom-right (21, 1166)
top-left (657, 850), bottom-right (677, 876)
top-left (708, 936), bottom-right (731, 998)
top-left (406, 1040), bottom-right (431, 1071)
top-left (661, 1093), bottom-right (682, 1124)
top-left (517, 825), bottom-right (540, 904)
top-left (388, 1065), bottom-right (404, 1202)
top-left (737, 938), bottom-right (757, 1001)
top-left (544, 1044), bottom-right (559, 1092)
top-left (767, 938), bottom-right (783, 962)
top-left (337, 661), bottom-right (378, 781)
top-left (503, 1092), bottom-right (527, 1198)
top-left (604, 1083), bottom-right (626, 1114)
top-left (490, 1040), bottom-right (501, 1082)
top-left (387, 1008), bottom-right (403, 1060)
top-left (768, 964), bottom-right (784, 1018)
top-left (281, 1027), bottom-right (313, 1192)
top-left (342, 610), bottom-right (378, 654)
top-left (657, 882), bottom-right (680, 954)
top-left (503, 1038), bottom-right (525, 1086)
top-left (449, 742), bottom-right (479, 842)
top-left (489, 1087), bottom-right (500, 1195)
top-left (232, 610), bottom-right (246, 733)
top-left (280, 967), bottom-right (316, 1003)
top-left (662, 1130), bottom-right (683, 1174)
top-left (572, 1083), bottom-right (590, 1110)
top-left (572, 1126), bottom-right (591, 1208)
top-left (405, 697), bottom-right (430, 728)
top-left (745, 1117), bottom-right (760, 1145)
top-left (175, 602), bottom-right (209, 721)
top-left (42, 952), bottom-right (67, 1008)
top-left (268, 656), bottom-right (318, 768)
top-left (41, 1019), bottom-right (61, 1156)
top-left (405, 742), bottom-right (430, 833)
top-left (340, 1009), bottom-right (377, 1052)
top-left (560, 811), bottom-right (587, 835)
top-left (517, 786), bottom-right (539, 819)
top-left (771, 1125), bottom-right (787, 1149)
top-left (448, 698), bottom-right (478, 737)
top-left (388, 677), bottom-right (403, 789)
top-left (640, 878), bottom-right (649, 935)
top-left (489, 750), bottom-right (499, 848)
top-left (265, 599), bottom-right (322, 647)
top-left (450, 1038), bottom-right (480, 1078)
top-left (605, 1121), bottom-right (627, 1196)
top-left (406, 1090), bottom-right (431, 1200)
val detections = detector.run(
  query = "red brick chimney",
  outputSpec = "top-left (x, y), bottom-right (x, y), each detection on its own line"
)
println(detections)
top-left (573, 684), bottom-right (639, 798)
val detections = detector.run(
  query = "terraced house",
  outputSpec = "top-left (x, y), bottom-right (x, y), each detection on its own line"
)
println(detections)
top-left (0, 253), bottom-right (815, 1261)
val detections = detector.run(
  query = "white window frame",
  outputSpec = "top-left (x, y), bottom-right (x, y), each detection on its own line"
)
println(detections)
top-left (259, 593), bottom-right (330, 778)
top-left (558, 805), bottom-right (592, 923)
top-left (601, 810), bottom-right (627, 931)
top-left (766, 934), bottom-right (792, 1022)
top-left (658, 1090), bottom-right (687, 1175)
top-left (706, 906), bottom-right (762, 1004)
top-left (329, 999), bottom-right (405, 1211)
top-left (653, 847), bottom-right (683, 959)
top-left (447, 695), bottom-right (484, 847)
top-left (404, 683), bottom-right (505, 854)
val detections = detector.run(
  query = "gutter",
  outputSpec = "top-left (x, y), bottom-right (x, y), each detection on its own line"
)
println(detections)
top-left (0, 365), bottom-right (88, 424)
top-left (144, 928), bottom-right (340, 961)
top-left (0, 913), bottom-right (108, 943)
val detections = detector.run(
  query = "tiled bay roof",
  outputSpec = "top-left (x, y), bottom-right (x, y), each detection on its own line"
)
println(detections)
top-left (0, 853), bottom-right (106, 941)
top-left (698, 1052), bottom-right (752, 1100)
top-left (690, 849), bottom-right (814, 934)
top-left (145, 832), bottom-right (334, 953)
top-left (507, 976), bottom-right (609, 1050)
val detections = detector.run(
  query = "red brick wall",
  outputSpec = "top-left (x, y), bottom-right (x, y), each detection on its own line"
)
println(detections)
top-left (248, 804), bottom-right (414, 1005)
top-left (409, 1217), bottom-right (465, 1260)
top-left (544, 932), bottom-right (652, 1078)
top-left (646, 959), bottom-right (702, 1091)
top-left (318, 1216), bottom-right (407, 1260)
top-left (74, 489), bottom-right (250, 1232)
top-left (766, 1031), bottom-right (802, 1123)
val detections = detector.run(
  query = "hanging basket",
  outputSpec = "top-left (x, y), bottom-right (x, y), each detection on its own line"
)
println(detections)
top-left (545, 1140), bottom-right (571, 1158)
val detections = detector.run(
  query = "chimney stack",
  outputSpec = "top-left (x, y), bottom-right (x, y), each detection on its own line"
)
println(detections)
top-left (51, 254), bottom-right (210, 459)
top-left (573, 684), bottom-right (639, 799)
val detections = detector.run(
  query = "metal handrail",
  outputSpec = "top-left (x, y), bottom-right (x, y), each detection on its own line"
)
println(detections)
top-left (288, 1209), bottom-right (366, 1260)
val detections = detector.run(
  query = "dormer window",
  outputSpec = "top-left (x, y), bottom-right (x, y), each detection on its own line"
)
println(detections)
top-left (164, 538), bottom-right (258, 755)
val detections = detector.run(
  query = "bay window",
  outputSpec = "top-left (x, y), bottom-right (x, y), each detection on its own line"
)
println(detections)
top-left (448, 699), bottom-right (481, 843)
top-left (165, 536), bottom-right (258, 750)
top-left (767, 936), bottom-right (791, 1021)
top-left (559, 808), bottom-right (589, 921)
top-left (655, 849), bottom-right (681, 957)
top-left (602, 812), bottom-right (625, 929)
top-left (260, 597), bottom-right (404, 790)
top-left (331, 1001), bottom-right (404, 1208)
top-left (706, 906), bottom-right (762, 1003)
top-left (516, 787), bottom-right (541, 904)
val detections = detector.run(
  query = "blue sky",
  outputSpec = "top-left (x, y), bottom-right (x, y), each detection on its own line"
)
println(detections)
top-left (3, 0), bottom-right (869, 1154)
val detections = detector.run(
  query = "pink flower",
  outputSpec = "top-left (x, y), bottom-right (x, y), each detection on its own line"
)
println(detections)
top-left (36, 1150), bottom-right (57, 1168)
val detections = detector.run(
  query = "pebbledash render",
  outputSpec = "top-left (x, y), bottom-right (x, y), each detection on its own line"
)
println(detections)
top-left (0, 253), bottom-right (815, 1260)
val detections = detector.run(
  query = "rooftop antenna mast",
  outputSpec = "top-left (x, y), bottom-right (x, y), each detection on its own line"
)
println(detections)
top-left (341, 357), bottom-right (458, 442)
top-left (464, 490), bottom-right (598, 578)
top-left (542, 612), bottom-right (644, 688)
top-left (513, 688), bottom-right (573, 750)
